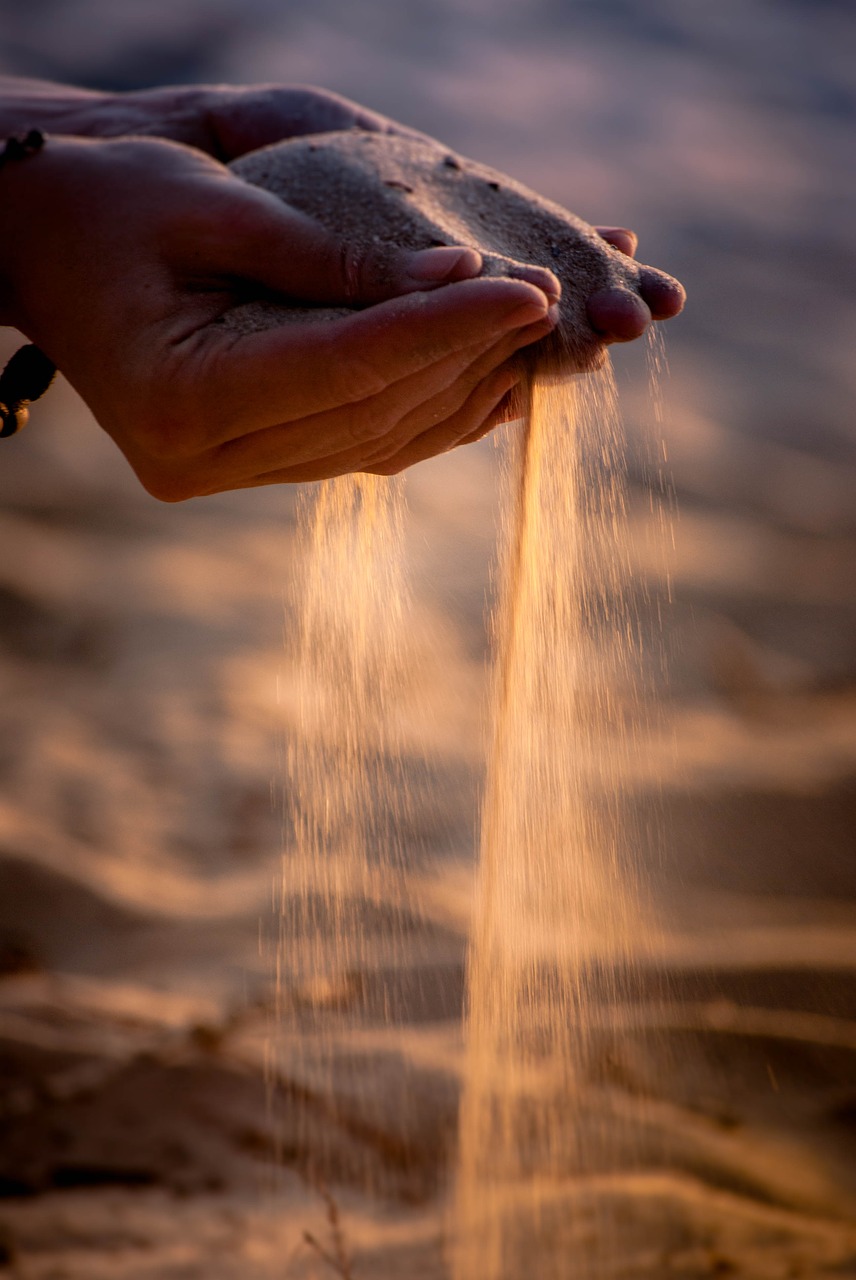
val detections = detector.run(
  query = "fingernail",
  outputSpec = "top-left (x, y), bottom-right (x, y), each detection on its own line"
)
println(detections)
top-left (405, 246), bottom-right (483, 283)
top-left (598, 227), bottom-right (638, 256)
top-left (639, 269), bottom-right (686, 319)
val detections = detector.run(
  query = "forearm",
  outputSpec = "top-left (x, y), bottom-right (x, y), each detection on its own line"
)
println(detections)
top-left (0, 76), bottom-right (423, 166)
top-left (0, 76), bottom-right (109, 137)
top-left (0, 75), bottom-right (218, 149)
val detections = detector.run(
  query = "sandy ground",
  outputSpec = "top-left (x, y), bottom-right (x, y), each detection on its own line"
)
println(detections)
top-left (1, 3), bottom-right (855, 1276)
top-left (0, 331), bottom-right (855, 1275)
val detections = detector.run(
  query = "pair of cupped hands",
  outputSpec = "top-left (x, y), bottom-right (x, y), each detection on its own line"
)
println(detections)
top-left (0, 83), bottom-right (683, 500)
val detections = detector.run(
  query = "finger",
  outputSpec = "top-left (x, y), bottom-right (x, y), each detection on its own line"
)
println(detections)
top-left (243, 365), bottom-right (523, 486)
top-left (211, 179), bottom-right (483, 304)
top-left (501, 262), bottom-right (561, 302)
top-left (191, 278), bottom-right (554, 446)
top-left (595, 227), bottom-right (638, 258)
top-left (206, 312), bottom-right (555, 481)
top-left (455, 380), bottom-right (528, 447)
top-left (586, 287), bottom-right (651, 343)
top-left (366, 367), bottom-right (522, 475)
top-left (456, 384), bottom-right (528, 445)
top-left (355, 330), bottom-right (537, 469)
top-left (637, 265), bottom-right (686, 320)
top-left (455, 403), bottom-right (516, 448)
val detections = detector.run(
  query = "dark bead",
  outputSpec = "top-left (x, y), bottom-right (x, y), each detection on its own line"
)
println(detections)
top-left (0, 404), bottom-right (25, 439)
top-left (0, 128), bottom-right (45, 170)
top-left (0, 344), bottom-right (56, 408)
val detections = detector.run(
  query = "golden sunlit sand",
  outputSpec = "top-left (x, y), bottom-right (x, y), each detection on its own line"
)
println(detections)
top-left (227, 133), bottom-right (687, 1274)
top-left (1, 95), bottom-right (855, 1280)
top-left (1, 407), bottom-right (856, 1274)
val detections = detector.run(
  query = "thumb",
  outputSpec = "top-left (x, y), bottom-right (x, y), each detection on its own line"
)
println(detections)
top-left (215, 181), bottom-right (483, 305)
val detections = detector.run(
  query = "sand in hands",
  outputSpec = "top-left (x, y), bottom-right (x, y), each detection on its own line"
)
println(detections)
top-left (227, 128), bottom-right (664, 370)
top-left (227, 129), bottom-right (663, 1275)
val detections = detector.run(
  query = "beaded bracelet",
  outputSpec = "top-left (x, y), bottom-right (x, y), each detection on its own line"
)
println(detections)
top-left (0, 128), bottom-right (46, 169)
top-left (0, 130), bottom-right (57, 439)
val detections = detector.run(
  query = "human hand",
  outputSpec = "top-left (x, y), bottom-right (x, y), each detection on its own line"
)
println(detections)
top-left (1, 76), bottom-right (681, 342)
top-left (86, 86), bottom-right (682, 325)
top-left (587, 225), bottom-right (684, 336)
top-left (83, 82), bottom-right (428, 160)
top-left (0, 134), bottom-right (557, 498)
top-left (0, 77), bottom-right (421, 160)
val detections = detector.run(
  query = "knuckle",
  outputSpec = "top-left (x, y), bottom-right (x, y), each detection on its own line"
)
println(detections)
top-left (342, 242), bottom-right (403, 305)
top-left (340, 243), bottom-right (365, 304)
top-left (349, 244), bottom-right (392, 302)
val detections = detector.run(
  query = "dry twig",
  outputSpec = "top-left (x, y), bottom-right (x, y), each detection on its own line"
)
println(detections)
top-left (302, 1181), bottom-right (355, 1279)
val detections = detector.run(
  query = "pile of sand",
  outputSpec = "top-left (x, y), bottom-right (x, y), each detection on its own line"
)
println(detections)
top-left (227, 129), bottom-right (655, 370)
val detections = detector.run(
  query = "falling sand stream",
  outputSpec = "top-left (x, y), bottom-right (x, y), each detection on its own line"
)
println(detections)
top-left (452, 360), bottom-right (663, 1279)
top-left (275, 473), bottom-right (422, 1193)
top-left (280, 343), bottom-right (668, 1270)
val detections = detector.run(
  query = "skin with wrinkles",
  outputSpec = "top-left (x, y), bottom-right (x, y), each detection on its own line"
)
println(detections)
top-left (0, 80), bottom-right (682, 496)
top-left (228, 130), bottom-right (681, 372)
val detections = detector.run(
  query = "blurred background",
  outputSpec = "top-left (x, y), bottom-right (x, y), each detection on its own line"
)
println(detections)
top-left (1, 2), bottom-right (855, 1277)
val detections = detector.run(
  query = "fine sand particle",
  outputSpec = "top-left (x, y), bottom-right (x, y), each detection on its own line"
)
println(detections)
top-left (227, 129), bottom-right (648, 371)
top-left (232, 130), bottom-right (659, 1273)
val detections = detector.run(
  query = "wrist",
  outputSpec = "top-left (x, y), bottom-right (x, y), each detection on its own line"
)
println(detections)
top-left (0, 133), bottom-right (107, 337)
top-left (0, 77), bottom-right (218, 149)
top-left (0, 76), bottom-right (111, 139)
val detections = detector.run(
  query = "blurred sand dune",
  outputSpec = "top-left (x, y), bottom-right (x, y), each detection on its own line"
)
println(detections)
top-left (1, 1), bottom-right (856, 1274)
